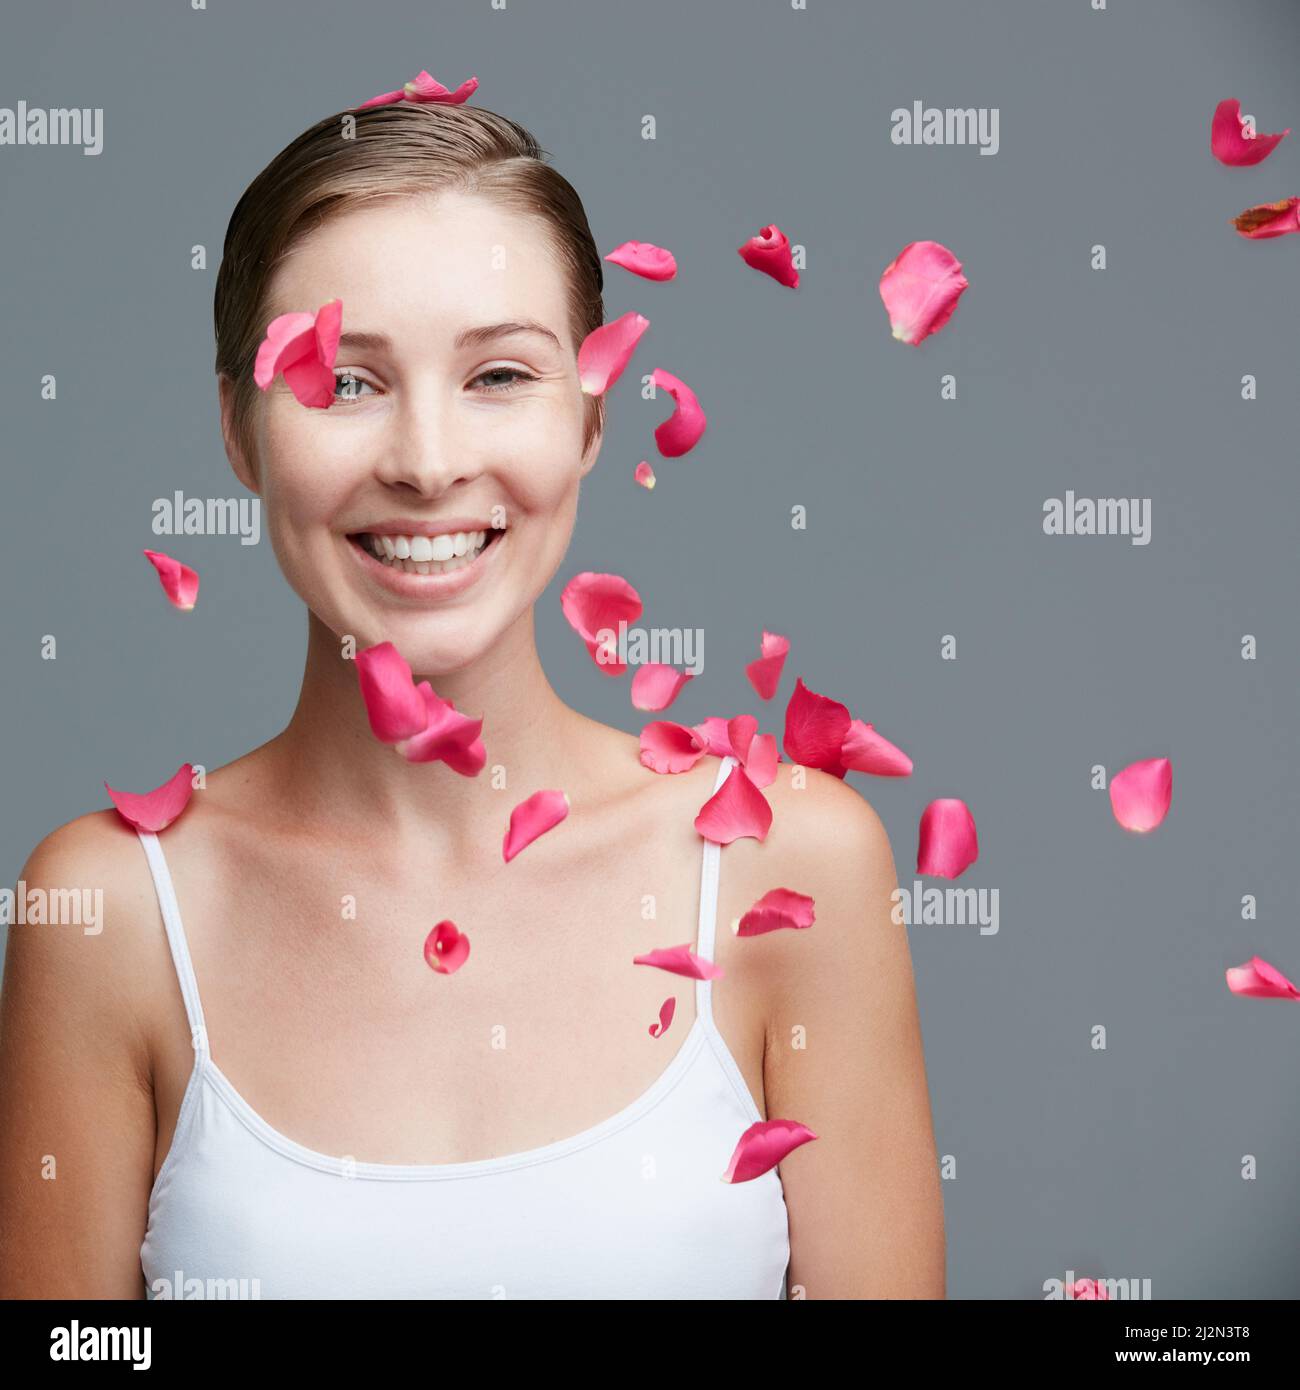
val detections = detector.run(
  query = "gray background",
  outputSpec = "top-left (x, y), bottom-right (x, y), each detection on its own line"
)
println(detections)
top-left (2, 0), bottom-right (1297, 1299)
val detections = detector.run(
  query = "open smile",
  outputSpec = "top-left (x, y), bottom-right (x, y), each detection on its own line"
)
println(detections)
top-left (345, 523), bottom-right (506, 596)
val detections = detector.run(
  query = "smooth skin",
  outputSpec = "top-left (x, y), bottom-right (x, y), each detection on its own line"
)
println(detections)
top-left (0, 193), bottom-right (944, 1299)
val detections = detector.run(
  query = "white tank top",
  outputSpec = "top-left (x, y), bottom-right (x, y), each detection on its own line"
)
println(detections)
top-left (135, 754), bottom-right (791, 1298)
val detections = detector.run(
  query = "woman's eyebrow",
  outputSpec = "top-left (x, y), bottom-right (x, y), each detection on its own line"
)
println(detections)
top-left (333, 321), bottom-right (563, 353)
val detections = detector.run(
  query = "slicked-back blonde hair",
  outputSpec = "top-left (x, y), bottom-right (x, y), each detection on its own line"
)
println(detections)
top-left (214, 102), bottom-right (605, 468)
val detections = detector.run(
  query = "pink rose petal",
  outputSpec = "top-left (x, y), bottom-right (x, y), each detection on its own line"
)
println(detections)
top-left (745, 630), bottom-right (789, 700)
top-left (1067, 1278), bottom-right (1111, 1301)
top-left (917, 798), bottom-right (979, 879)
top-left (694, 764), bottom-right (773, 845)
top-left (105, 763), bottom-right (194, 833)
top-left (423, 920), bottom-right (470, 975)
top-left (650, 367), bottom-right (707, 457)
top-left (356, 641), bottom-right (428, 743)
top-left (253, 299), bottom-right (343, 409)
top-left (560, 571), bottom-right (643, 676)
top-left (648, 996), bottom-right (676, 1038)
top-left (634, 460), bottom-right (656, 489)
top-left (1232, 197), bottom-right (1300, 239)
top-left (631, 662), bottom-right (692, 712)
top-left (737, 224), bottom-right (799, 288)
top-left (632, 943), bottom-right (723, 980)
top-left (578, 311), bottom-right (650, 395)
top-left (1109, 757), bottom-right (1172, 833)
top-left (841, 718), bottom-right (913, 777)
top-left (1225, 955), bottom-right (1300, 1000)
top-left (1211, 98), bottom-right (1289, 167)
top-left (639, 721), bottom-right (709, 774)
top-left (357, 71), bottom-right (478, 110)
top-left (502, 789), bottom-right (570, 863)
top-left (727, 715), bottom-right (758, 763)
top-left (142, 549), bottom-right (199, 611)
top-left (743, 733), bottom-right (778, 789)
top-left (879, 240), bottom-right (969, 346)
top-left (721, 1118), bottom-right (818, 1183)
top-left (605, 241), bottom-right (677, 281)
top-left (691, 718), bottom-right (735, 758)
top-left (400, 683), bottom-right (485, 775)
top-left (782, 677), bottom-right (851, 778)
top-left (733, 887), bottom-right (816, 937)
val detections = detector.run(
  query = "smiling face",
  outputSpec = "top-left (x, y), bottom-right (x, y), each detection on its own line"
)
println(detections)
top-left (225, 191), bottom-right (601, 675)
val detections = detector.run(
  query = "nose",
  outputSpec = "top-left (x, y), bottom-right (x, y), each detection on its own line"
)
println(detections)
top-left (371, 379), bottom-right (481, 497)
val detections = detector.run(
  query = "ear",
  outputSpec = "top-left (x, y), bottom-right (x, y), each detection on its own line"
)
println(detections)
top-left (218, 374), bottom-right (261, 495)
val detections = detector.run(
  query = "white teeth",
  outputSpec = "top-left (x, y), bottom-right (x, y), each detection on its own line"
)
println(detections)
top-left (409, 535), bottom-right (433, 562)
top-left (430, 533), bottom-right (455, 563)
top-left (380, 536), bottom-right (396, 559)
top-left (393, 536), bottom-right (411, 560)
top-left (452, 531), bottom-right (469, 558)
top-left (360, 528), bottom-right (495, 576)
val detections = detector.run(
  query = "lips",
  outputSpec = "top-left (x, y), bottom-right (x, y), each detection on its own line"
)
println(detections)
top-left (346, 525), bottom-right (503, 577)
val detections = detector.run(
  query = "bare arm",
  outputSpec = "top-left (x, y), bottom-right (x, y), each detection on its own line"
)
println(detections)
top-left (762, 776), bottom-right (946, 1298)
top-left (0, 816), bottom-right (157, 1297)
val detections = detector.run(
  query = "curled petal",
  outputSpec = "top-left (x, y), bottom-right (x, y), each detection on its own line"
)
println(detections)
top-left (358, 71), bottom-right (478, 109)
top-left (631, 662), bottom-right (692, 711)
top-left (721, 1118), bottom-right (817, 1183)
top-left (879, 240), bottom-right (969, 345)
top-left (105, 763), bottom-right (194, 833)
top-left (578, 311), bottom-right (650, 394)
top-left (917, 798), bottom-right (979, 879)
top-left (423, 920), bottom-right (470, 975)
top-left (737, 224), bottom-right (799, 288)
top-left (1232, 197), bottom-right (1300, 239)
top-left (841, 718), bottom-right (913, 777)
top-left (649, 996), bottom-right (677, 1038)
top-left (502, 790), bottom-right (570, 863)
top-left (727, 715), bottom-right (758, 763)
top-left (733, 887), bottom-right (816, 937)
top-left (633, 943), bottom-right (723, 980)
top-left (694, 764), bottom-right (773, 845)
top-left (650, 367), bottom-right (707, 457)
top-left (634, 460), bottom-right (656, 489)
top-left (560, 571), bottom-right (642, 676)
top-left (400, 683), bottom-right (485, 775)
top-left (639, 721), bottom-right (709, 773)
top-left (356, 641), bottom-right (428, 743)
top-left (745, 630), bottom-right (789, 700)
top-left (743, 732), bottom-right (778, 788)
top-left (691, 718), bottom-right (736, 758)
top-left (1225, 955), bottom-right (1300, 1000)
top-left (1211, 98), bottom-right (1289, 167)
top-left (253, 299), bottom-right (342, 408)
top-left (1067, 1279), bottom-right (1111, 1301)
top-left (143, 549), bottom-right (199, 610)
top-left (782, 677), bottom-right (851, 778)
top-left (605, 241), bottom-right (677, 281)
top-left (1109, 757), bottom-right (1172, 833)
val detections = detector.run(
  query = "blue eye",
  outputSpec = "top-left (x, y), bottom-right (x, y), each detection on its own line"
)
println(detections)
top-left (333, 371), bottom-right (376, 402)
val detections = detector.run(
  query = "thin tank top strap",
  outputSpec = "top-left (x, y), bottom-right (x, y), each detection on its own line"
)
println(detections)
top-left (134, 829), bottom-right (210, 1059)
top-left (694, 754), bottom-right (737, 1023)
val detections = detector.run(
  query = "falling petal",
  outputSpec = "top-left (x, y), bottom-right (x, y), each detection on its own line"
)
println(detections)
top-left (1225, 955), bottom-right (1300, 999)
top-left (1232, 197), bottom-right (1300, 238)
top-left (358, 70), bottom-right (478, 109)
top-left (633, 943), bottom-right (724, 980)
top-left (879, 240), bottom-right (969, 346)
top-left (1109, 757), bottom-right (1172, 832)
top-left (695, 764), bottom-right (773, 845)
top-left (648, 996), bottom-right (677, 1038)
top-left (253, 299), bottom-right (343, 408)
top-left (423, 920), bottom-right (470, 975)
top-left (727, 715), bottom-right (758, 763)
top-left (639, 721), bottom-right (709, 774)
top-left (691, 718), bottom-right (736, 758)
top-left (745, 630), bottom-right (789, 700)
top-left (503, 789), bottom-right (570, 863)
top-left (743, 732), bottom-right (779, 788)
top-left (560, 571), bottom-right (642, 676)
top-left (782, 677), bottom-right (851, 778)
top-left (841, 718), bottom-right (913, 777)
top-left (105, 763), bottom-right (194, 833)
top-left (721, 1118), bottom-right (817, 1183)
top-left (605, 241), bottom-right (677, 281)
top-left (356, 641), bottom-right (428, 743)
top-left (400, 683), bottom-right (485, 775)
top-left (650, 367), bottom-right (707, 457)
top-left (578, 311), bottom-right (650, 395)
top-left (917, 799), bottom-right (979, 879)
top-left (733, 887), bottom-right (816, 937)
top-left (631, 663), bottom-right (693, 711)
top-left (143, 549), bottom-right (199, 610)
top-left (1211, 98), bottom-right (1289, 167)
top-left (1066, 1279), bottom-right (1111, 1301)
top-left (634, 460), bottom-right (656, 489)
top-left (737, 224), bottom-right (799, 288)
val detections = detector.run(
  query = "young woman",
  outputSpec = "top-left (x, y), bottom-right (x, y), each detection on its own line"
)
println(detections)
top-left (0, 98), bottom-right (944, 1299)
